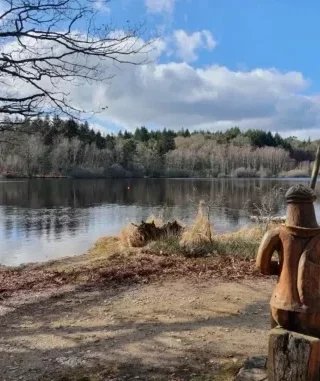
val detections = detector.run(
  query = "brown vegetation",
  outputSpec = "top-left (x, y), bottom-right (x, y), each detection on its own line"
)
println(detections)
top-left (0, 220), bottom-right (266, 300)
top-left (120, 220), bottom-right (183, 247)
top-left (180, 200), bottom-right (213, 248)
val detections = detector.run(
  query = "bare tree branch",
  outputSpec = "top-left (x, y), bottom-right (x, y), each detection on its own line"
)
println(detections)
top-left (0, 0), bottom-right (151, 128)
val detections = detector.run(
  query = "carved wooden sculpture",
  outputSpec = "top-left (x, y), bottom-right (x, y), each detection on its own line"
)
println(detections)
top-left (256, 184), bottom-right (320, 337)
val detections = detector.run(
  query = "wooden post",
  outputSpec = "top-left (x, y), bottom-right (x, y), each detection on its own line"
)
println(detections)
top-left (310, 145), bottom-right (320, 190)
top-left (268, 328), bottom-right (320, 381)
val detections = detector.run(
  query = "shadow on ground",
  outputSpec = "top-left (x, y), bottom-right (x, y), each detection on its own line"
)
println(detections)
top-left (0, 278), bottom-right (272, 380)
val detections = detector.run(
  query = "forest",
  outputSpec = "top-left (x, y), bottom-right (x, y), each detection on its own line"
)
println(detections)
top-left (0, 117), bottom-right (317, 178)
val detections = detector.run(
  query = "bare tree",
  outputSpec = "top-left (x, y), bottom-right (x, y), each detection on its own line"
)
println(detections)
top-left (0, 0), bottom-right (149, 128)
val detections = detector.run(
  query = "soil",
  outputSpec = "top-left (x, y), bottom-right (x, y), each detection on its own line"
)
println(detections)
top-left (0, 276), bottom-right (274, 381)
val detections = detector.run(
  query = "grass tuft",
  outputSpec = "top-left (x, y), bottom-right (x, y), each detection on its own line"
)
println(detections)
top-left (147, 236), bottom-right (181, 256)
top-left (180, 201), bottom-right (213, 248)
top-left (212, 226), bottom-right (264, 259)
top-left (119, 223), bottom-right (143, 247)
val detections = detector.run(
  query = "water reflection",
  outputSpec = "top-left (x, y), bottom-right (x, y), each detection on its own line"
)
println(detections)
top-left (0, 178), bottom-right (313, 266)
top-left (1, 207), bottom-right (87, 240)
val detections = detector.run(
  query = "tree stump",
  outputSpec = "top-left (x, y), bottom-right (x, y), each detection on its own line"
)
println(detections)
top-left (268, 328), bottom-right (320, 381)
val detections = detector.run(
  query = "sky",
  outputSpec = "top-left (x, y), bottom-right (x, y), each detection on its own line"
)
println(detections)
top-left (6, 0), bottom-right (320, 139)
top-left (56, 0), bottom-right (320, 138)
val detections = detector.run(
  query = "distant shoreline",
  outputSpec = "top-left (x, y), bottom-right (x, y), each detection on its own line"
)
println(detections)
top-left (0, 174), bottom-right (312, 180)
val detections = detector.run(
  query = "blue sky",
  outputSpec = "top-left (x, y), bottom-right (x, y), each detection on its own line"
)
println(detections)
top-left (74, 0), bottom-right (320, 138)
top-left (104, 0), bottom-right (320, 76)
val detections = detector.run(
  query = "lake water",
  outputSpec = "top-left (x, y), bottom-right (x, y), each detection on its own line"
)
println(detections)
top-left (0, 178), bottom-right (317, 266)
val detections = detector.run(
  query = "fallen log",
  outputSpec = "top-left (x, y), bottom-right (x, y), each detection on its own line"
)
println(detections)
top-left (250, 215), bottom-right (286, 223)
top-left (129, 220), bottom-right (183, 247)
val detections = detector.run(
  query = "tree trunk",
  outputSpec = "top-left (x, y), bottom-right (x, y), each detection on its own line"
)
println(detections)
top-left (268, 328), bottom-right (320, 381)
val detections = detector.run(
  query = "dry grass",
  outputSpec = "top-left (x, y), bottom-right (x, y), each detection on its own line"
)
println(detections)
top-left (0, 206), bottom-right (269, 297)
top-left (180, 201), bottom-right (213, 248)
top-left (211, 226), bottom-right (264, 259)
top-left (179, 201), bottom-right (265, 258)
top-left (119, 223), bottom-right (142, 247)
top-left (147, 223), bottom-right (265, 260)
top-left (219, 226), bottom-right (264, 242)
top-left (0, 240), bottom-right (260, 299)
top-left (279, 168), bottom-right (310, 178)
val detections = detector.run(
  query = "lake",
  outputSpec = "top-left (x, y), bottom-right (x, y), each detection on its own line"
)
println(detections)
top-left (0, 178), bottom-right (317, 266)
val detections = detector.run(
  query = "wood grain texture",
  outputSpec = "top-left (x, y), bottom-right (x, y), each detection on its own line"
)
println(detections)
top-left (268, 328), bottom-right (320, 381)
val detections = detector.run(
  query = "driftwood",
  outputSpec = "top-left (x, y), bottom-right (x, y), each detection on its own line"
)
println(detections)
top-left (250, 215), bottom-right (286, 223)
top-left (268, 328), bottom-right (320, 381)
top-left (129, 220), bottom-right (183, 247)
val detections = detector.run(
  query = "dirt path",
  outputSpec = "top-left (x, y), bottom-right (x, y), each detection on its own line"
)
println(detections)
top-left (0, 277), bottom-right (274, 381)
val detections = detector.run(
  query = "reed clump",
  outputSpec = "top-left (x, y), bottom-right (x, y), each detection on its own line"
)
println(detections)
top-left (180, 200), bottom-right (213, 248)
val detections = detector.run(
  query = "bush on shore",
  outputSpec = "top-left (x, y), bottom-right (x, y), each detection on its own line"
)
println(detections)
top-left (231, 167), bottom-right (258, 178)
top-left (278, 169), bottom-right (310, 178)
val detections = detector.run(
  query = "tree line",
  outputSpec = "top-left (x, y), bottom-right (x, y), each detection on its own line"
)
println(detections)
top-left (0, 118), bottom-right (317, 178)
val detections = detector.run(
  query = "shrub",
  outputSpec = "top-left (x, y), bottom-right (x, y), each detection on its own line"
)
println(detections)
top-left (217, 173), bottom-right (230, 178)
top-left (231, 167), bottom-right (258, 178)
top-left (278, 169), bottom-right (309, 178)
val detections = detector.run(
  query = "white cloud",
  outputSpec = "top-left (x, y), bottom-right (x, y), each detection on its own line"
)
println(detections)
top-left (173, 29), bottom-right (217, 62)
top-left (67, 58), bottom-right (320, 137)
top-left (93, 0), bottom-right (110, 13)
top-left (145, 0), bottom-right (176, 14)
top-left (3, 34), bottom-right (320, 138)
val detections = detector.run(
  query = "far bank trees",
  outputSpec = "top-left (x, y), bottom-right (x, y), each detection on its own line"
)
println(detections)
top-left (0, 120), bottom-right (315, 178)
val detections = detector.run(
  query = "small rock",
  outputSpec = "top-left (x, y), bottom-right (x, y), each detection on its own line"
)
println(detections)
top-left (236, 367), bottom-right (267, 381)
top-left (235, 356), bottom-right (267, 381)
